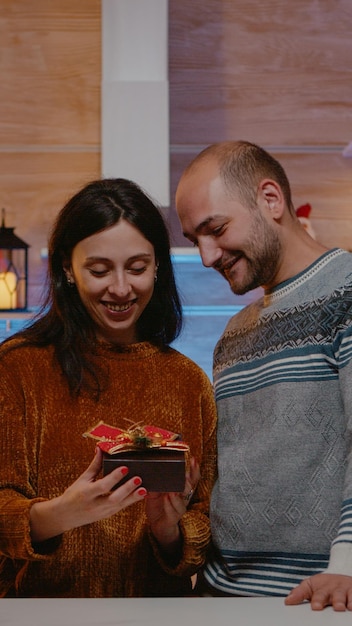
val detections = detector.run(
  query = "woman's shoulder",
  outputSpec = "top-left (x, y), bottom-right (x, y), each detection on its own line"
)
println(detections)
top-left (165, 346), bottom-right (212, 383)
top-left (0, 337), bottom-right (53, 364)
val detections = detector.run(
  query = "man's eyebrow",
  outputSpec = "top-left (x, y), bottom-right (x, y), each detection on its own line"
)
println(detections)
top-left (184, 215), bottom-right (226, 238)
top-left (195, 217), bottom-right (214, 233)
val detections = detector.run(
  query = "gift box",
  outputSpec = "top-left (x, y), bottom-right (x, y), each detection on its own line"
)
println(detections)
top-left (103, 449), bottom-right (186, 492)
top-left (83, 420), bottom-right (189, 492)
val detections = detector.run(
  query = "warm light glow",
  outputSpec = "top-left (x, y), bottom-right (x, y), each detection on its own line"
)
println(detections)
top-left (0, 271), bottom-right (17, 309)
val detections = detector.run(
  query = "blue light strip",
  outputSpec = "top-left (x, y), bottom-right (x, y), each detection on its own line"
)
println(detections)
top-left (182, 305), bottom-right (243, 316)
top-left (172, 255), bottom-right (201, 264)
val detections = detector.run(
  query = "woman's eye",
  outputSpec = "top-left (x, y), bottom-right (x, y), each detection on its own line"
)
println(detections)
top-left (89, 268), bottom-right (108, 277)
top-left (129, 266), bottom-right (146, 274)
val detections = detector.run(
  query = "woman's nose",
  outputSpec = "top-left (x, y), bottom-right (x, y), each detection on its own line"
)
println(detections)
top-left (107, 273), bottom-right (131, 297)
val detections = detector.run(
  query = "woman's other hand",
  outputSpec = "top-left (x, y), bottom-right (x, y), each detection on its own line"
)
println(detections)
top-left (145, 457), bottom-right (200, 557)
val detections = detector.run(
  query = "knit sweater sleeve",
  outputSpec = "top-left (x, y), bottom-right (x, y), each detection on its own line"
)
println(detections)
top-left (148, 371), bottom-right (217, 577)
top-left (325, 330), bottom-right (352, 577)
top-left (0, 348), bottom-right (58, 562)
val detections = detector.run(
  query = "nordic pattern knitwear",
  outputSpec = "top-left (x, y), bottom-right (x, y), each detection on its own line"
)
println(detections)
top-left (204, 248), bottom-right (352, 596)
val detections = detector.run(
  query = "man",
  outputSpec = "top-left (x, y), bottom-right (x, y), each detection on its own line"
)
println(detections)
top-left (175, 140), bottom-right (352, 611)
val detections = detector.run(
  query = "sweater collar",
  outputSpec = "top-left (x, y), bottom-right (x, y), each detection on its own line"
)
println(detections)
top-left (96, 339), bottom-right (161, 358)
top-left (263, 248), bottom-right (344, 306)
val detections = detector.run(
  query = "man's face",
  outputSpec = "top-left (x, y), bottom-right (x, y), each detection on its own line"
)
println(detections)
top-left (175, 160), bottom-right (282, 294)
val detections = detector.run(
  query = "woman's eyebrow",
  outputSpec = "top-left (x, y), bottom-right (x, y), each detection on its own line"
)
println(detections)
top-left (85, 253), bottom-right (153, 262)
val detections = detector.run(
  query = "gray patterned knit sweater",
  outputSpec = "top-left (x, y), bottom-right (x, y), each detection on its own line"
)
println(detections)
top-left (204, 248), bottom-right (352, 596)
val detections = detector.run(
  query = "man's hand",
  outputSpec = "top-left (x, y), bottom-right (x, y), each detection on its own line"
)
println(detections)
top-left (285, 573), bottom-right (352, 611)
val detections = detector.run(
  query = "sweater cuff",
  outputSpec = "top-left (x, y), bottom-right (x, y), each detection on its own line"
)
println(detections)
top-left (325, 543), bottom-right (352, 576)
top-left (149, 510), bottom-right (211, 577)
top-left (1, 495), bottom-right (61, 561)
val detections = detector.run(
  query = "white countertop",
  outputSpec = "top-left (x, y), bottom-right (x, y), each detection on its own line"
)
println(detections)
top-left (0, 597), bottom-right (350, 626)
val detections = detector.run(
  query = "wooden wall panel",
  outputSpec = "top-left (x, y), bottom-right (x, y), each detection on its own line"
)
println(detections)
top-left (0, 0), bottom-right (101, 307)
top-left (168, 0), bottom-right (352, 248)
top-left (169, 0), bottom-right (352, 145)
top-left (0, 0), bottom-right (100, 145)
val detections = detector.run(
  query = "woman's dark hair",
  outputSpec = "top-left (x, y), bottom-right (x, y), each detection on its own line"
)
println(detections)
top-left (8, 178), bottom-right (183, 396)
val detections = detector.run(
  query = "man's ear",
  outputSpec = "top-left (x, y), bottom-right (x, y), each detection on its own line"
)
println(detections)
top-left (257, 179), bottom-right (284, 219)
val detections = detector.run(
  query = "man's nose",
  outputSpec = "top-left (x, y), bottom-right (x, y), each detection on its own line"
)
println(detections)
top-left (198, 239), bottom-right (223, 268)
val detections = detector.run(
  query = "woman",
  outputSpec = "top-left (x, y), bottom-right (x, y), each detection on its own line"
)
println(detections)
top-left (0, 178), bottom-right (217, 597)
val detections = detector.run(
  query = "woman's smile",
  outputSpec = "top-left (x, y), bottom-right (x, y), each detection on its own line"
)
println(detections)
top-left (102, 299), bottom-right (137, 314)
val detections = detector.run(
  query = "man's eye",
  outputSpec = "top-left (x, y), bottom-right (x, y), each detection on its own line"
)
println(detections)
top-left (212, 225), bottom-right (225, 237)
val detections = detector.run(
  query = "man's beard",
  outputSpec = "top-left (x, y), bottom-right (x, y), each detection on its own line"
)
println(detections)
top-left (220, 212), bottom-right (282, 295)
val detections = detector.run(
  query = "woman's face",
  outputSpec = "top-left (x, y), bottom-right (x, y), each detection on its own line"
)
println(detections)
top-left (66, 219), bottom-right (157, 345)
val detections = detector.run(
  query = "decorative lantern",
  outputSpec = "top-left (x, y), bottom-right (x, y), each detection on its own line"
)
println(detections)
top-left (0, 209), bottom-right (29, 311)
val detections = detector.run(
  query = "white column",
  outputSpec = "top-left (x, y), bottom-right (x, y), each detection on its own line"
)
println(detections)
top-left (102, 0), bottom-right (169, 206)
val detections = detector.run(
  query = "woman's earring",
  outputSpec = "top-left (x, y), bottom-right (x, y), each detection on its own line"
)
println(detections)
top-left (154, 270), bottom-right (158, 283)
top-left (66, 275), bottom-right (74, 287)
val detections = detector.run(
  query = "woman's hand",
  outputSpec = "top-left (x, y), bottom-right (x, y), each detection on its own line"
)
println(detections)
top-left (145, 457), bottom-right (200, 556)
top-left (30, 447), bottom-right (147, 543)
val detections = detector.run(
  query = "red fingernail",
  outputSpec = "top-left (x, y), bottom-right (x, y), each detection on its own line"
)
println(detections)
top-left (134, 477), bottom-right (142, 486)
top-left (121, 467), bottom-right (128, 476)
top-left (138, 488), bottom-right (147, 497)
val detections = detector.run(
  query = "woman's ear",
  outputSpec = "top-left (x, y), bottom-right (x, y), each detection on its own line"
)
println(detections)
top-left (257, 179), bottom-right (285, 219)
top-left (63, 264), bottom-right (75, 286)
top-left (154, 262), bottom-right (159, 283)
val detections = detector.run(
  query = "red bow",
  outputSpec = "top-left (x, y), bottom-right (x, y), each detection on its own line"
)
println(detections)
top-left (83, 421), bottom-right (189, 455)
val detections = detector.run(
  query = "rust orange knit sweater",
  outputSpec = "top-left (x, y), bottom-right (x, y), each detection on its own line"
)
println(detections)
top-left (0, 340), bottom-right (217, 597)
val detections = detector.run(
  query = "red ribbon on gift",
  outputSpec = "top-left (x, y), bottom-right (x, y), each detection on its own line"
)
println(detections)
top-left (83, 420), bottom-right (189, 455)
